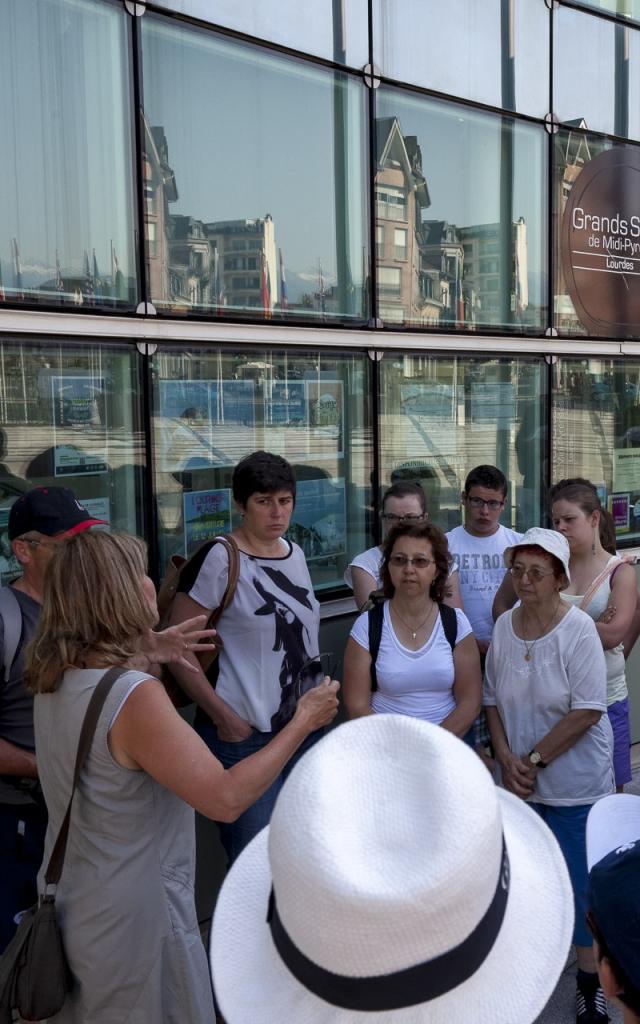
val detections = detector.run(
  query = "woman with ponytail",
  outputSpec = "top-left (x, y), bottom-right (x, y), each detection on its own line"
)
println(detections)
top-left (550, 478), bottom-right (637, 790)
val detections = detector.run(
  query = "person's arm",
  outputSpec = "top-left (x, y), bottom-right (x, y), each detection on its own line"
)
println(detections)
top-left (351, 566), bottom-right (377, 611)
top-left (492, 571), bottom-right (517, 621)
top-left (485, 706), bottom-right (535, 798)
top-left (442, 570), bottom-right (463, 610)
top-left (109, 676), bottom-right (340, 822)
top-left (525, 708), bottom-right (602, 770)
top-left (622, 588), bottom-right (640, 660)
top-left (0, 737), bottom-right (38, 778)
top-left (439, 633), bottom-right (481, 738)
top-left (593, 563), bottom-right (637, 649)
top-left (167, 592), bottom-right (253, 742)
top-left (342, 636), bottom-right (375, 719)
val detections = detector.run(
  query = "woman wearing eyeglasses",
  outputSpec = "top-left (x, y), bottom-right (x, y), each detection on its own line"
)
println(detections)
top-left (484, 528), bottom-right (613, 1022)
top-left (344, 481), bottom-right (462, 611)
top-left (343, 521), bottom-right (481, 738)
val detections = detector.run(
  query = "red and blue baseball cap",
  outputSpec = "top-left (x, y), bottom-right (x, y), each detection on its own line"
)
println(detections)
top-left (587, 794), bottom-right (640, 989)
top-left (8, 487), bottom-right (106, 540)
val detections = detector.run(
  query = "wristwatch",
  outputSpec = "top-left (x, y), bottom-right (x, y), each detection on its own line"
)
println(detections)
top-left (529, 750), bottom-right (547, 768)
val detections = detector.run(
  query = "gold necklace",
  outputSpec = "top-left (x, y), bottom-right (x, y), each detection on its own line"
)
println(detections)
top-left (392, 601), bottom-right (436, 641)
top-left (521, 601), bottom-right (561, 661)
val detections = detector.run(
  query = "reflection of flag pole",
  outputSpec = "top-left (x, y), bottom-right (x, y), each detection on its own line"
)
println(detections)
top-left (12, 238), bottom-right (24, 300)
top-left (0, 259), bottom-right (5, 302)
top-left (279, 247), bottom-right (288, 311)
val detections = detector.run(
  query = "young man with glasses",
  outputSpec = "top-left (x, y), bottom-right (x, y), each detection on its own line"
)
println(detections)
top-left (446, 466), bottom-right (522, 756)
top-left (0, 487), bottom-right (104, 951)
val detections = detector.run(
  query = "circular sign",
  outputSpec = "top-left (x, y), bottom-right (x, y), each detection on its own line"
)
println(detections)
top-left (561, 146), bottom-right (640, 337)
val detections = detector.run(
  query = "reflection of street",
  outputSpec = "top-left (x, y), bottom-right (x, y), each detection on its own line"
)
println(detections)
top-left (1, 424), bottom-right (144, 474)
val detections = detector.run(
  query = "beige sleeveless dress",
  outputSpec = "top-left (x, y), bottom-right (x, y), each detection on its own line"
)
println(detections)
top-left (34, 668), bottom-right (215, 1023)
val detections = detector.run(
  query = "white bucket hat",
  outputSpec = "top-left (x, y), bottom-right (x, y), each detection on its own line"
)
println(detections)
top-left (211, 716), bottom-right (573, 1024)
top-left (504, 526), bottom-right (571, 583)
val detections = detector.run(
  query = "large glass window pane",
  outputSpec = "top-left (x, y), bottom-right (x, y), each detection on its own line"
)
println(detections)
top-left (553, 358), bottom-right (640, 546)
top-left (148, 0), bottom-right (369, 68)
top-left (375, 88), bottom-right (548, 333)
top-left (151, 348), bottom-right (373, 593)
top-left (555, 7), bottom-right (640, 139)
top-left (0, 340), bottom-right (146, 582)
top-left (553, 130), bottom-right (640, 337)
top-left (373, 0), bottom-right (549, 117)
top-left (141, 16), bottom-right (369, 323)
top-left (379, 355), bottom-right (547, 534)
top-left (0, 0), bottom-right (137, 310)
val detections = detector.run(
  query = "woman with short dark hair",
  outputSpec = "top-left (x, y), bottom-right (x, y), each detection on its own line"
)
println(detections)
top-left (167, 450), bottom-right (324, 864)
top-left (343, 521), bottom-right (481, 737)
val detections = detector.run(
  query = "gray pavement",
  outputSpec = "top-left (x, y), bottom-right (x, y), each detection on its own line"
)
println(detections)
top-left (534, 750), bottom-right (640, 1024)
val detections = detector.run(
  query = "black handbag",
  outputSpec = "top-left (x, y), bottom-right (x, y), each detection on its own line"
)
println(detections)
top-left (0, 666), bottom-right (126, 1023)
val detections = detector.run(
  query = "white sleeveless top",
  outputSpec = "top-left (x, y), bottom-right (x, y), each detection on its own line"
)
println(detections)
top-left (561, 556), bottom-right (627, 706)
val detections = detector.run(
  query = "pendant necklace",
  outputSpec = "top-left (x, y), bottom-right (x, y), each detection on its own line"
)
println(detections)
top-left (393, 602), bottom-right (436, 640)
top-left (522, 601), bottom-right (561, 661)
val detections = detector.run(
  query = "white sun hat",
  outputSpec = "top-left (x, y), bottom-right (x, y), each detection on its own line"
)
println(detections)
top-left (504, 527), bottom-right (571, 583)
top-left (211, 716), bottom-right (574, 1024)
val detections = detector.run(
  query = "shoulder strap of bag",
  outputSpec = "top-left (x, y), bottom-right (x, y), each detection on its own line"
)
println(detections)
top-left (43, 666), bottom-right (127, 890)
top-left (208, 535), bottom-right (240, 628)
top-left (580, 557), bottom-right (624, 612)
top-left (438, 602), bottom-right (458, 651)
top-left (0, 586), bottom-right (23, 684)
top-left (367, 600), bottom-right (384, 693)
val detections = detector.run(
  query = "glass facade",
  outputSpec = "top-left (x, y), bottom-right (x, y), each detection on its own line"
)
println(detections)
top-left (0, 0), bottom-right (137, 310)
top-left (0, 339), bottom-right (145, 582)
top-left (151, 347), bottom-right (373, 588)
top-left (2, 0), bottom-right (640, 591)
top-left (379, 356), bottom-right (547, 535)
top-left (374, 88), bottom-right (547, 332)
top-left (140, 15), bottom-right (369, 322)
top-left (553, 358), bottom-right (640, 543)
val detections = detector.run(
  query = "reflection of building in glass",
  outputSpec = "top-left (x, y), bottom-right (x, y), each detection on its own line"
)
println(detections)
top-left (554, 120), bottom-right (592, 334)
top-left (421, 221), bottom-right (467, 327)
top-left (206, 215), bottom-right (277, 312)
top-left (142, 124), bottom-right (278, 313)
top-left (375, 118), bottom-right (430, 325)
top-left (144, 124), bottom-right (178, 304)
top-left (459, 219), bottom-right (528, 325)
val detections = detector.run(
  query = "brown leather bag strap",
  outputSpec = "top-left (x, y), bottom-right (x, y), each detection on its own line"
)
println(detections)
top-left (44, 666), bottom-right (127, 890)
top-left (208, 535), bottom-right (241, 629)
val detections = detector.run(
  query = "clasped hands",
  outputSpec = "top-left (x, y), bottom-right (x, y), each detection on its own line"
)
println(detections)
top-left (498, 749), bottom-right (538, 799)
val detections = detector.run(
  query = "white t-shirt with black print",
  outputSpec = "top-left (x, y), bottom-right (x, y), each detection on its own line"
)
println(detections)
top-left (186, 540), bottom-right (320, 733)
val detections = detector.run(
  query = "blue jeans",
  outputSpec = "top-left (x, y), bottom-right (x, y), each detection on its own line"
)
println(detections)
top-left (0, 801), bottom-right (48, 953)
top-left (195, 717), bottom-right (323, 865)
top-left (529, 802), bottom-right (592, 947)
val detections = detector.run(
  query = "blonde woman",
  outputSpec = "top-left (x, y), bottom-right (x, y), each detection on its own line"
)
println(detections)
top-left (26, 531), bottom-right (338, 1024)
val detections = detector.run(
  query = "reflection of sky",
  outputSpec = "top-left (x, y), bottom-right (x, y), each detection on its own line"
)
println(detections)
top-left (374, 0), bottom-right (549, 118)
top-left (141, 17), bottom-right (368, 287)
top-left (376, 88), bottom-right (547, 305)
top-left (554, 6), bottom-right (640, 140)
top-left (150, 0), bottom-right (369, 69)
top-left (0, 0), bottom-right (135, 283)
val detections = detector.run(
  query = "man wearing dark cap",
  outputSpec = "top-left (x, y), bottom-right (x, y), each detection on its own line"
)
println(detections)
top-left (0, 486), bottom-right (103, 951)
top-left (586, 794), bottom-right (640, 1024)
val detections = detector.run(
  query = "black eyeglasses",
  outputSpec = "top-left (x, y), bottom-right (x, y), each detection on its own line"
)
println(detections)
top-left (381, 512), bottom-right (427, 524)
top-left (294, 652), bottom-right (336, 699)
top-left (466, 497), bottom-right (504, 511)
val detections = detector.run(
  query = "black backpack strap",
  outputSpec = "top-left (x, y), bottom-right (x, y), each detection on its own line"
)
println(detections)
top-left (367, 601), bottom-right (384, 693)
top-left (438, 603), bottom-right (458, 652)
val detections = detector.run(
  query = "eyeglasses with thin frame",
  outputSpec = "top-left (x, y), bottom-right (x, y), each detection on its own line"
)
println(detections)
top-left (294, 651), bottom-right (336, 700)
top-left (510, 565), bottom-right (556, 582)
top-left (18, 536), bottom-right (57, 550)
top-left (466, 497), bottom-right (505, 511)
top-left (389, 554), bottom-right (435, 569)
top-left (381, 512), bottom-right (427, 524)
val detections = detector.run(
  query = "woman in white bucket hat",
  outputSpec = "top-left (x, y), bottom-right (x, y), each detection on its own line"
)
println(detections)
top-left (211, 714), bottom-right (574, 1024)
top-left (484, 527), bottom-right (614, 1024)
